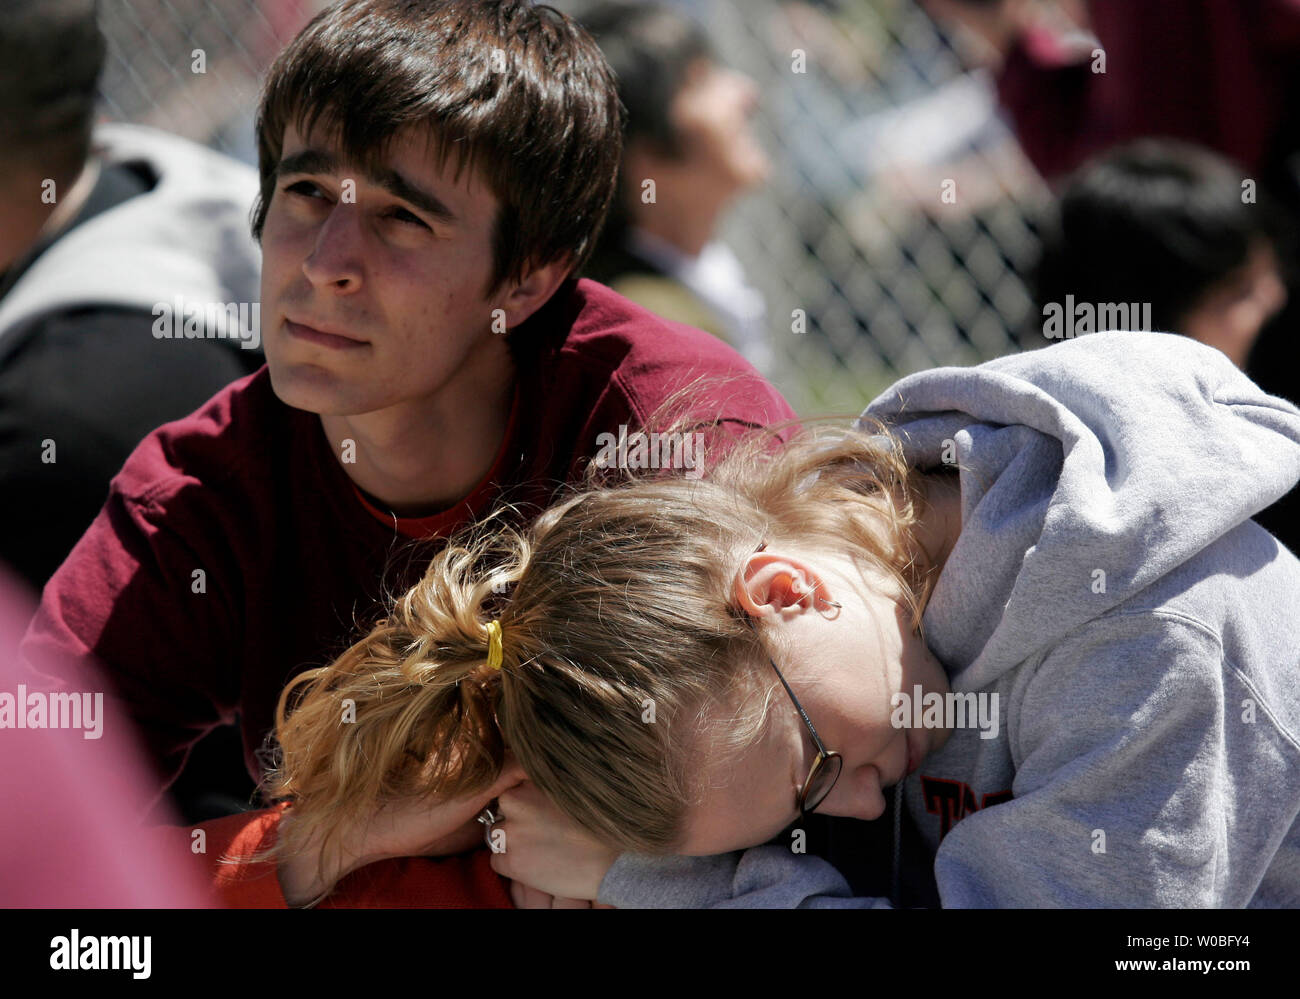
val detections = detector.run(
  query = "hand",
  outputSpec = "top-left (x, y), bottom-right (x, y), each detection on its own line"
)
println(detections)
top-left (507, 881), bottom-right (618, 908)
top-left (347, 757), bottom-right (528, 863)
top-left (487, 780), bottom-right (620, 902)
top-left (278, 757), bottom-right (527, 906)
top-left (508, 880), bottom-right (595, 909)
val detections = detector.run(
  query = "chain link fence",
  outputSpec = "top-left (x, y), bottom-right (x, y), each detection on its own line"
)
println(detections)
top-left (97, 0), bottom-right (1050, 414)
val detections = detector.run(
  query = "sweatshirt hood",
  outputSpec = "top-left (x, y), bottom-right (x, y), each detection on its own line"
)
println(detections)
top-left (860, 331), bottom-right (1300, 690)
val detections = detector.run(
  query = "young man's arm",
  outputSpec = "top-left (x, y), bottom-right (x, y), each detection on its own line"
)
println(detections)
top-left (20, 473), bottom-right (243, 812)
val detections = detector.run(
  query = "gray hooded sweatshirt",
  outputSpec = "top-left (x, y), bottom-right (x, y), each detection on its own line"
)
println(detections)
top-left (597, 331), bottom-right (1300, 907)
top-left (0, 122), bottom-right (261, 360)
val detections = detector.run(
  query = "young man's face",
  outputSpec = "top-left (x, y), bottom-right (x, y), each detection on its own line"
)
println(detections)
top-left (259, 119), bottom-right (508, 416)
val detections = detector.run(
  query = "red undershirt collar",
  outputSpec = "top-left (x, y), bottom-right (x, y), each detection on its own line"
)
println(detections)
top-left (349, 381), bottom-right (522, 539)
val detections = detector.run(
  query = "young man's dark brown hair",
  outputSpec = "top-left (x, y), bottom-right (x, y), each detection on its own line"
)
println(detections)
top-left (252, 0), bottom-right (624, 297)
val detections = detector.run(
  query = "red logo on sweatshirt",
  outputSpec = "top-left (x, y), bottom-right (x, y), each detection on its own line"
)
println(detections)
top-left (920, 777), bottom-right (1012, 839)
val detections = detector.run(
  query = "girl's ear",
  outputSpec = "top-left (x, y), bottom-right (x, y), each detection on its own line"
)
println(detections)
top-left (731, 551), bottom-right (833, 619)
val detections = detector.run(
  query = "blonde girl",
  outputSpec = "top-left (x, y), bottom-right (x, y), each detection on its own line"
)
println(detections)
top-left (263, 332), bottom-right (1300, 908)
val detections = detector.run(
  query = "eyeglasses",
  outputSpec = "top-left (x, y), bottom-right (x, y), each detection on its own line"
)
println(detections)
top-left (766, 653), bottom-right (843, 819)
top-left (747, 539), bottom-right (843, 818)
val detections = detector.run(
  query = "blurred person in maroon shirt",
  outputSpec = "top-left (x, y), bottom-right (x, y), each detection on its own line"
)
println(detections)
top-left (925, 0), bottom-right (1300, 556)
top-left (921, 0), bottom-right (1300, 187)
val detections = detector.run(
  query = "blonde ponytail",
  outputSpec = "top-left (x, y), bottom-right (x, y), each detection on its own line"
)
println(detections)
top-left (250, 519), bottom-right (533, 874)
top-left (248, 419), bottom-right (940, 877)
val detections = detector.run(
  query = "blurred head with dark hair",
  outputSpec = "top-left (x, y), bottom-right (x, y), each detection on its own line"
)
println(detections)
top-left (579, 0), bottom-right (713, 159)
top-left (1034, 139), bottom-right (1287, 368)
top-left (578, 1), bottom-right (768, 271)
top-left (0, 0), bottom-right (105, 271)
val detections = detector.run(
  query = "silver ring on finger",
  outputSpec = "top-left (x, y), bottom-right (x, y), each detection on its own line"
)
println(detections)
top-left (477, 806), bottom-right (500, 849)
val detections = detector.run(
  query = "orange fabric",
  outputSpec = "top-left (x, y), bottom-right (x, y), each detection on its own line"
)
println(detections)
top-left (157, 804), bottom-right (514, 909)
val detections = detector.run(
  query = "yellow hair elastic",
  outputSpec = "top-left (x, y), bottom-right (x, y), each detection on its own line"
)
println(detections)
top-left (484, 619), bottom-right (504, 671)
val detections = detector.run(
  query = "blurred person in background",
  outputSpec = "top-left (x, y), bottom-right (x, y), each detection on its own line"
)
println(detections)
top-left (577, 1), bottom-right (775, 375)
top-left (0, 0), bottom-right (265, 824)
top-left (1033, 140), bottom-right (1288, 372)
top-left (0, 0), bottom-right (264, 592)
top-left (1031, 154), bottom-right (1296, 560)
top-left (920, 0), bottom-right (1300, 189)
top-left (1031, 140), bottom-right (1299, 553)
top-left (920, 1), bottom-right (1300, 413)
top-left (0, 566), bottom-right (211, 907)
top-left (1034, 140), bottom-right (1300, 556)
top-left (927, 0), bottom-right (1300, 558)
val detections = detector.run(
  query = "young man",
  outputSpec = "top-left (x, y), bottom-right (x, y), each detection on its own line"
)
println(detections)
top-left (18, 0), bottom-right (794, 820)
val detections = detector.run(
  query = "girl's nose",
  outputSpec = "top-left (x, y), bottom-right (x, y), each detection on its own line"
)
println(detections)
top-left (816, 762), bottom-right (888, 822)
